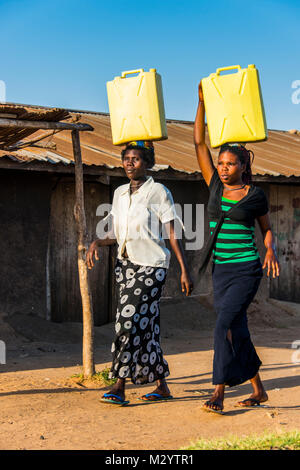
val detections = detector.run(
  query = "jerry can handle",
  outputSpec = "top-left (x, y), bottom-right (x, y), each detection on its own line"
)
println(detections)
top-left (216, 65), bottom-right (241, 75)
top-left (121, 69), bottom-right (144, 78)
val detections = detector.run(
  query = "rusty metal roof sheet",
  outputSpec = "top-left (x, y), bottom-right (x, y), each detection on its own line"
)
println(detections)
top-left (0, 103), bottom-right (71, 149)
top-left (0, 107), bottom-right (300, 177)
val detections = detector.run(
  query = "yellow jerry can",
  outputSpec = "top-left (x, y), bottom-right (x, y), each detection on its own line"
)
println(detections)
top-left (202, 64), bottom-right (268, 148)
top-left (106, 68), bottom-right (168, 146)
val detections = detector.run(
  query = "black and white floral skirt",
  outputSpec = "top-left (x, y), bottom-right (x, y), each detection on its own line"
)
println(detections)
top-left (109, 258), bottom-right (170, 385)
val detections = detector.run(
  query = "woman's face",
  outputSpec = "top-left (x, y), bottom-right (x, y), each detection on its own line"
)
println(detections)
top-left (122, 149), bottom-right (147, 180)
top-left (217, 151), bottom-right (245, 185)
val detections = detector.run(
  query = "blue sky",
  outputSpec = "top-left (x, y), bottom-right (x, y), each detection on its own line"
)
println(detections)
top-left (0, 0), bottom-right (299, 130)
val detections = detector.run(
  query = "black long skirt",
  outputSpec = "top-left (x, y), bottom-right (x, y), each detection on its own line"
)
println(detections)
top-left (212, 259), bottom-right (263, 387)
top-left (109, 258), bottom-right (170, 385)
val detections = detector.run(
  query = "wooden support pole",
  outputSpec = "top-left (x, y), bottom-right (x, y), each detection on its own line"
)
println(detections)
top-left (71, 129), bottom-right (95, 377)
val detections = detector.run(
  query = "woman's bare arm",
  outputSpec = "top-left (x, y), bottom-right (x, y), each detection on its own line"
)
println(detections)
top-left (194, 82), bottom-right (215, 186)
top-left (166, 220), bottom-right (193, 296)
top-left (86, 233), bottom-right (117, 270)
top-left (257, 213), bottom-right (280, 278)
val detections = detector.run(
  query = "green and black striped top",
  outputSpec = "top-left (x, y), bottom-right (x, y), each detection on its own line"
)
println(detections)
top-left (210, 196), bottom-right (259, 264)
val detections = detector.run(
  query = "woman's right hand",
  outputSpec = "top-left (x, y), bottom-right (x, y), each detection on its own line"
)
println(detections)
top-left (198, 81), bottom-right (204, 103)
top-left (194, 80), bottom-right (214, 186)
top-left (181, 269), bottom-right (194, 297)
top-left (86, 240), bottom-right (99, 270)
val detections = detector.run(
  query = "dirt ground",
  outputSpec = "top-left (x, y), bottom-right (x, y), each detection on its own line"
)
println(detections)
top-left (0, 293), bottom-right (299, 450)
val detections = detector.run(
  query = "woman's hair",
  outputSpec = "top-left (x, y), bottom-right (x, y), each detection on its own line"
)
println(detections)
top-left (121, 141), bottom-right (155, 169)
top-left (219, 143), bottom-right (254, 184)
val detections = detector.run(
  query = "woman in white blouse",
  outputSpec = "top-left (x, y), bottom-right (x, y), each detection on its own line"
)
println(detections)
top-left (87, 141), bottom-right (193, 405)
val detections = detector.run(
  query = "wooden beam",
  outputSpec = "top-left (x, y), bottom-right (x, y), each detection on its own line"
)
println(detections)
top-left (30, 142), bottom-right (57, 150)
top-left (0, 117), bottom-right (93, 132)
top-left (0, 157), bottom-right (299, 183)
top-left (71, 129), bottom-right (95, 377)
top-left (0, 113), bottom-right (18, 118)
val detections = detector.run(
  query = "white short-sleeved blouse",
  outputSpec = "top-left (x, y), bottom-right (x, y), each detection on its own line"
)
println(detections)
top-left (109, 176), bottom-right (184, 268)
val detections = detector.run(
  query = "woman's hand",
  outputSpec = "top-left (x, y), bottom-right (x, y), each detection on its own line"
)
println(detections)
top-left (167, 220), bottom-right (194, 296)
top-left (181, 269), bottom-right (194, 296)
top-left (198, 80), bottom-right (204, 102)
top-left (257, 214), bottom-right (280, 278)
top-left (194, 81), bottom-right (215, 186)
top-left (86, 240), bottom-right (100, 270)
top-left (262, 248), bottom-right (280, 278)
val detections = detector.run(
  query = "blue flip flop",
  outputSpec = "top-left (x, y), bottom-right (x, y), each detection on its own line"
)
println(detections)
top-left (100, 393), bottom-right (130, 406)
top-left (139, 393), bottom-right (174, 402)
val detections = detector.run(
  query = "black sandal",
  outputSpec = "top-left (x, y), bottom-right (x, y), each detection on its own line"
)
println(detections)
top-left (202, 400), bottom-right (224, 415)
top-left (236, 398), bottom-right (261, 407)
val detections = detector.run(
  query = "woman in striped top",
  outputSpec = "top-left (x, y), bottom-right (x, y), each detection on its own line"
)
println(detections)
top-left (194, 81), bottom-right (280, 414)
top-left (211, 196), bottom-right (259, 264)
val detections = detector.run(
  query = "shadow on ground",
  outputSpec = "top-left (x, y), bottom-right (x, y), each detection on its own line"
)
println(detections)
top-left (0, 294), bottom-right (299, 374)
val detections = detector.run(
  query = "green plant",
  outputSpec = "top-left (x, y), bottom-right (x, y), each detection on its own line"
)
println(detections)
top-left (91, 368), bottom-right (117, 386)
top-left (183, 430), bottom-right (300, 450)
top-left (70, 367), bottom-right (117, 386)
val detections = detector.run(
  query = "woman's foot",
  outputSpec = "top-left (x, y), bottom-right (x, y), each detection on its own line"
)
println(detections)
top-left (237, 373), bottom-right (268, 407)
top-left (237, 391), bottom-right (268, 407)
top-left (202, 385), bottom-right (225, 413)
top-left (140, 379), bottom-right (172, 401)
top-left (102, 379), bottom-right (126, 403)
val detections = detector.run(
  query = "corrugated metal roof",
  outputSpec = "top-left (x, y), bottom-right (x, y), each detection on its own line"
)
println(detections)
top-left (0, 103), bottom-right (71, 149)
top-left (0, 107), bottom-right (300, 177)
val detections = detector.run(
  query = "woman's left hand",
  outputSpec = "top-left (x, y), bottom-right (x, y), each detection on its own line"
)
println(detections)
top-left (262, 248), bottom-right (280, 278)
top-left (181, 270), bottom-right (194, 296)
